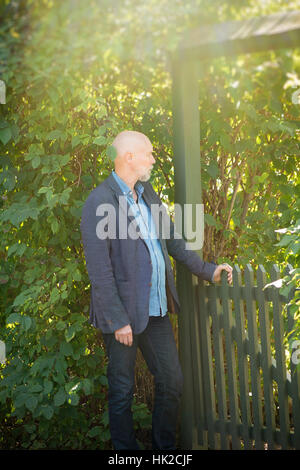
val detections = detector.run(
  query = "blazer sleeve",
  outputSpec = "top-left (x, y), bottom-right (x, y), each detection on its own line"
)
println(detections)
top-left (166, 217), bottom-right (217, 282)
top-left (80, 195), bottom-right (131, 333)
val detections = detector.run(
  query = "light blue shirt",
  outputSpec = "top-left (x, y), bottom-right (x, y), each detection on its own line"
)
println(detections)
top-left (112, 171), bottom-right (168, 317)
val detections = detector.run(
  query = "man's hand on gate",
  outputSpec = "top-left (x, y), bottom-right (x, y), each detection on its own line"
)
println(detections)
top-left (114, 324), bottom-right (133, 347)
top-left (212, 263), bottom-right (233, 284)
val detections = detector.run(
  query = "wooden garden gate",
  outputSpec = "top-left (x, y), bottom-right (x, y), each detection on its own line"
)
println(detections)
top-left (190, 264), bottom-right (299, 449)
top-left (171, 11), bottom-right (300, 449)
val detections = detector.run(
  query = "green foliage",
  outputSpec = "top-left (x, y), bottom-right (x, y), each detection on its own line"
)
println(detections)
top-left (198, 51), bottom-right (300, 266)
top-left (0, 0), bottom-right (299, 448)
top-left (275, 206), bottom-right (300, 349)
top-left (0, 0), bottom-right (153, 448)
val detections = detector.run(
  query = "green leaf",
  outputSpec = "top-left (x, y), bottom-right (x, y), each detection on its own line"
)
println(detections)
top-left (38, 186), bottom-right (51, 194)
top-left (82, 378), bottom-right (92, 395)
top-left (279, 283), bottom-right (295, 298)
top-left (71, 135), bottom-right (82, 148)
top-left (60, 188), bottom-right (71, 204)
top-left (30, 384), bottom-right (43, 393)
top-left (87, 426), bottom-right (102, 437)
top-left (64, 380), bottom-right (80, 394)
top-left (25, 143), bottom-right (44, 160)
top-left (46, 190), bottom-right (54, 204)
top-left (25, 395), bottom-right (38, 412)
top-left (3, 172), bottom-right (15, 191)
top-left (7, 243), bottom-right (18, 257)
top-left (206, 162), bottom-right (219, 179)
top-left (0, 119), bottom-right (9, 129)
top-left (220, 133), bottom-right (231, 150)
top-left (60, 341), bottom-right (73, 356)
top-left (54, 387), bottom-right (66, 407)
top-left (47, 130), bottom-right (66, 141)
top-left (268, 198), bottom-right (277, 211)
top-left (68, 393), bottom-right (79, 406)
top-left (32, 155), bottom-right (41, 169)
top-left (73, 269), bottom-right (81, 281)
top-left (15, 392), bottom-right (28, 409)
top-left (106, 145), bottom-right (117, 161)
top-left (50, 288), bottom-right (60, 303)
top-left (291, 241), bottom-right (300, 254)
top-left (65, 326), bottom-right (75, 343)
top-left (6, 312), bottom-right (22, 325)
top-left (22, 316), bottom-right (32, 331)
top-left (204, 213), bottom-right (217, 227)
top-left (0, 127), bottom-right (12, 145)
top-left (24, 424), bottom-right (36, 434)
top-left (99, 375), bottom-right (108, 386)
top-left (258, 172), bottom-right (269, 183)
top-left (56, 320), bottom-right (67, 331)
top-left (93, 135), bottom-right (106, 146)
top-left (31, 355), bottom-right (55, 377)
top-left (100, 409), bottom-right (109, 426)
top-left (60, 153), bottom-right (70, 166)
top-left (97, 125), bottom-right (107, 135)
top-left (276, 234), bottom-right (292, 247)
top-left (43, 380), bottom-right (53, 394)
top-left (41, 405), bottom-right (54, 420)
top-left (51, 218), bottom-right (59, 234)
top-left (12, 290), bottom-right (30, 308)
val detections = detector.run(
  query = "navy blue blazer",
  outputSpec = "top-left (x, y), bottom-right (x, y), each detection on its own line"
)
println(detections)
top-left (80, 173), bottom-right (217, 334)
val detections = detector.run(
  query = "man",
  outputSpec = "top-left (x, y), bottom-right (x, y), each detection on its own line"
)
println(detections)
top-left (80, 130), bottom-right (232, 450)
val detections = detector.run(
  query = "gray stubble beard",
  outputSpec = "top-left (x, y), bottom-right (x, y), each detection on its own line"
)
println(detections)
top-left (139, 169), bottom-right (152, 182)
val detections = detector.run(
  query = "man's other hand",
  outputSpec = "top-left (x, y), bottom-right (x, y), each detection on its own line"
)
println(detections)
top-left (114, 324), bottom-right (133, 347)
top-left (212, 263), bottom-right (233, 284)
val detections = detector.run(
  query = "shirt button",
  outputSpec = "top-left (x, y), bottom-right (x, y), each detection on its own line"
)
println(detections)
top-left (149, 282), bottom-right (152, 286)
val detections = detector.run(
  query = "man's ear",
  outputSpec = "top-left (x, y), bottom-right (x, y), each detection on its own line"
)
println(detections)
top-left (125, 151), bottom-right (133, 162)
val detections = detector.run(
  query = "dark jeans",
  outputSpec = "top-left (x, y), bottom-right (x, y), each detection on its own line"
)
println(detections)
top-left (102, 314), bottom-right (183, 450)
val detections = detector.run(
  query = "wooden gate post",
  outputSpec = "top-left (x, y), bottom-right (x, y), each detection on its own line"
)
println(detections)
top-left (171, 55), bottom-right (206, 449)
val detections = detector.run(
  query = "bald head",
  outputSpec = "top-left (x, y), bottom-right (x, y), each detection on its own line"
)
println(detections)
top-left (112, 131), bottom-right (151, 161)
top-left (111, 130), bottom-right (155, 184)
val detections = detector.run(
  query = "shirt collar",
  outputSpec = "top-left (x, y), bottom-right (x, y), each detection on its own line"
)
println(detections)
top-left (112, 170), bottom-right (144, 198)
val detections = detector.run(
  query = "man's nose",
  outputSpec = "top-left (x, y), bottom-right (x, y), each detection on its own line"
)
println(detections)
top-left (151, 154), bottom-right (155, 164)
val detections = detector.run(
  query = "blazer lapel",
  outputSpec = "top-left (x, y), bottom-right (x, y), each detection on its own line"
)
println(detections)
top-left (106, 172), bottom-right (142, 239)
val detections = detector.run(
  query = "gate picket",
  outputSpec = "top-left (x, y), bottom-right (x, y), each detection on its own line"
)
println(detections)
top-left (197, 281), bottom-right (216, 449)
top-left (221, 271), bottom-right (241, 449)
top-left (244, 264), bottom-right (264, 449)
top-left (257, 265), bottom-right (276, 449)
top-left (270, 265), bottom-right (290, 449)
top-left (232, 265), bottom-right (252, 449)
top-left (209, 283), bottom-right (229, 449)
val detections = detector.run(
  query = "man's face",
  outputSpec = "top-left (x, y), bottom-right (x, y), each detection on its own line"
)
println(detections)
top-left (131, 139), bottom-right (155, 182)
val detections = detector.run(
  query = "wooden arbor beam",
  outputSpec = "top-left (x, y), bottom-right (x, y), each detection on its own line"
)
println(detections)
top-left (177, 10), bottom-right (300, 62)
